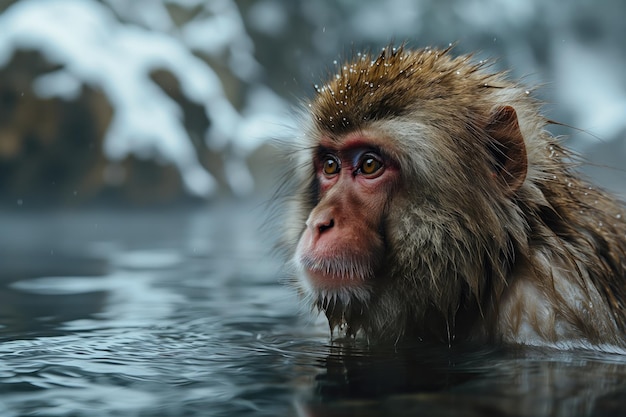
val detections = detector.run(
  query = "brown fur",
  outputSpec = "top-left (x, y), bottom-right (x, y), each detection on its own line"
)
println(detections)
top-left (284, 46), bottom-right (626, 349)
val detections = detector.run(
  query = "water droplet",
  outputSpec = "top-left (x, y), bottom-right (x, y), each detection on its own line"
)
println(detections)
top-left (333, 60), bottom-right (337, 65)
top-left (369, 83), bottom-right (374, 88)
top-left (456, 71), bottom-right (460, 75)
top-left (617, 214), bottom-right (622, 219)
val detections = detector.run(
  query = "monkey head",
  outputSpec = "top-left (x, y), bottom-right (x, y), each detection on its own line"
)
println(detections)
top-left (285, 46), bottom-right (626, 347)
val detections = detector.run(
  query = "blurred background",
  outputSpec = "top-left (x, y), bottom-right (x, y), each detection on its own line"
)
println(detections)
top-left (0, 0), bottom-right (625, 208)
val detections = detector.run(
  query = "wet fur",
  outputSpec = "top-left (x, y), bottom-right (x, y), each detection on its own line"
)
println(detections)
top-left (283, 46), bottom-right (626, 349)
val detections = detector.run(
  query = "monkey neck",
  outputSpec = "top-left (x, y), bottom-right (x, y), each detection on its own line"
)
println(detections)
top-left (491, 165), bottom-right (626, 346)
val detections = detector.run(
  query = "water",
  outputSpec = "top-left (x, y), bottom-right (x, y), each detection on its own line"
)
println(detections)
top-left (1, 201), bottom-right (626, 416)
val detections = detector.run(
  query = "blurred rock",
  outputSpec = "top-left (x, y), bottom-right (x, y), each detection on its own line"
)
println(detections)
top-left (0, 51), bottom-right (221, 207)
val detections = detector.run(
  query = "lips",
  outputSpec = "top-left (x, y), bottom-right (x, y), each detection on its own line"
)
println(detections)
top-left (303, 265), bottom-right (362, 289)
top-left (297, 252), bottom-right (373, 290)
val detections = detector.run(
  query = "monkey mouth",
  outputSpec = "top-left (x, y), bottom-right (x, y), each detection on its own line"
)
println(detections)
top-left (297, 255), bottom-right (374, 290)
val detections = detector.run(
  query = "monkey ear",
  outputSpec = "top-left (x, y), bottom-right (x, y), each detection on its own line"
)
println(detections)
top-left (485, 105), bottom-right (528, 194)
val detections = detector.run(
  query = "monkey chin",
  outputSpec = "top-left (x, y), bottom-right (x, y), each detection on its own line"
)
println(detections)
top-left (293, 253), bottom-right (374, 335)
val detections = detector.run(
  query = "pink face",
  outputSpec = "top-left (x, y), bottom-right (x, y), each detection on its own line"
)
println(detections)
top-left (295, 134), bottom-right (399, 293)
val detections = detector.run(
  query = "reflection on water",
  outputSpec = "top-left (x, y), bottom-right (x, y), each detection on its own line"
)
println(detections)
top-left (1, 202), bottom-right (626, 416)
top-left (306, 343), bottom-right (626, 417)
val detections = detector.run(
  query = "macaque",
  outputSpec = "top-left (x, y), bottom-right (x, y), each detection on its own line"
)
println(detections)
top-left (283, 45), bottom-right (626, 349)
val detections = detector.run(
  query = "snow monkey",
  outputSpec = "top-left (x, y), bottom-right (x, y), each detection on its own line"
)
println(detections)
top-left (284, 45), bottom-right (626, 349)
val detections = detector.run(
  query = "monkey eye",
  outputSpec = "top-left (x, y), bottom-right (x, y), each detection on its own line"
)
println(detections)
top-left (322, 155), bottom-right (340, 176)
top-left (358, 154), bottom-right (383, 176)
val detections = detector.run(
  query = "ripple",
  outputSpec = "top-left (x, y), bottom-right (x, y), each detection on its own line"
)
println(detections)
top-left (2, 207), bottom-right (626, 416)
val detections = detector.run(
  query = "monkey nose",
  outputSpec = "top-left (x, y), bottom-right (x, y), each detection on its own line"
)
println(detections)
top-left (317, 218), bottom-right (334, 234)
top-left (306, 212), bottom-right (335, 236)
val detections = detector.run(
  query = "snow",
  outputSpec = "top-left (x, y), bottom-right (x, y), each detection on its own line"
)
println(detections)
top-left (3, 0), bottom-right (624, 199)
top-left (0, 0), bottom-right (289, 197)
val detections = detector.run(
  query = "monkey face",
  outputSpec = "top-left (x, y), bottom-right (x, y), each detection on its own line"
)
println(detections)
top-left (293, 132), bottom-right (399, 318)
top-left (289, 113), bottom-right (528, 339)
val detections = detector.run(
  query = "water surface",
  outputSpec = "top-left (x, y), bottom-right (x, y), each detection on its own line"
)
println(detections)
top-left (1, 201), bottom-right (626, 416)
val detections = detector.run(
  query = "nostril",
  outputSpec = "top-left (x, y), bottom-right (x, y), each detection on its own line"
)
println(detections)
top-left (318, 218), bottom-right (334, 234)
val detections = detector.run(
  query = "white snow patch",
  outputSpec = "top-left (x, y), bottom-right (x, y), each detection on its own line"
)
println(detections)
top-left (0, 0), bottom-right (291, 197)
